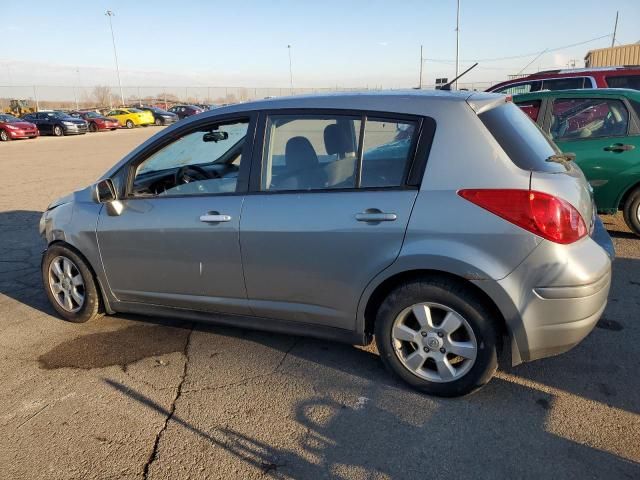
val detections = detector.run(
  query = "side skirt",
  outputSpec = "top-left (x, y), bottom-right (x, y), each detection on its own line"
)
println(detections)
top-left (110, 301), bottom-right (370, 346)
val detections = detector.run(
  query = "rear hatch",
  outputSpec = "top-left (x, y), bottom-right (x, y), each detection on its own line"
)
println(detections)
top-left (469, 95), bottom-right (594, 232)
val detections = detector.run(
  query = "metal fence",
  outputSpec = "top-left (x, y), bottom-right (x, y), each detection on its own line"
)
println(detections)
top-left (0, 82), bottom-right (497, 111)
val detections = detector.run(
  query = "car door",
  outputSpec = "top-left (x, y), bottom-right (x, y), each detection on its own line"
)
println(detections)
top-left (547, 96), bottom-right (640, 212)
top-left (33, 113), bottom-right (52, 134)
top-left (239, 110), bottom-right (432, 330)
top-left (97, 114), bottom-right (257, 314)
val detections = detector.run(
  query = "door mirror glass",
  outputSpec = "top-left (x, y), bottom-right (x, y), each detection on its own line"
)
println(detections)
top-left (96, 178), bottom-right (117, 203)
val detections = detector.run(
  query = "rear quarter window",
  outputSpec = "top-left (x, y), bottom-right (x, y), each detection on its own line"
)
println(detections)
top-left (479, 102), bottom-right (564, 173)
top-left (605, 75), bottom-right (640, 90)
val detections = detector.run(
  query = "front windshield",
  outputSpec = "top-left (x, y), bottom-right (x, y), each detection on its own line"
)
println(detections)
top-left (137, 123), bottom-right (248, 175)
top-left (47, 112), bottom-right (74, 120)
top-left (84, 112), bottom-right (100, 119)
top-left (128, 108), bottom-right (142, 113)
top-left (0, 114), bottom-right (20, 122)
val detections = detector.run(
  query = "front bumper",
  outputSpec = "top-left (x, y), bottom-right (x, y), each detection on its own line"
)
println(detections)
top-left (478, 217), bottom-right (614, 364)
top-left (159, 116), bottom-right (178, 125)
top-left (8, 128), bottom-right (38, 138)
top-left (63, 124), bottom-right (88, 135)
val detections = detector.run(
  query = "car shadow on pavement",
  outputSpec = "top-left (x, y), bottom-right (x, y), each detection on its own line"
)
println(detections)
top-left (104, 365), bottom-right (639, 478)
top-left (0, 210), bottom-right (55, 316)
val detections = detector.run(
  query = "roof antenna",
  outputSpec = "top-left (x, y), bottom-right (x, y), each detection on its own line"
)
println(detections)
top-left (440, 62), bottom-right (478, 91)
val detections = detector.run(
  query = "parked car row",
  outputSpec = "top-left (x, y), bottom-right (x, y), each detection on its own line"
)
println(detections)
top-left (0, 104), bottom-right (198, 141)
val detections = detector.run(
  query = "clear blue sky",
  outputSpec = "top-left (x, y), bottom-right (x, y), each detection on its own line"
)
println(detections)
top-left (2, 0), bottom-right (639, 88)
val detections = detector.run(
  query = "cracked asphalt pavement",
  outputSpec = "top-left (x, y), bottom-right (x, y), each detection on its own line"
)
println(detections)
top-left (1, 129), bottom-right (639, 479)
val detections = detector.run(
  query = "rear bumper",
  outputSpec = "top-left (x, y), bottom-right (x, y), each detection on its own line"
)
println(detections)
top-left (97, 123), bottom-right (119, 130)
top-left (476, 217), bottom-right (614, 364)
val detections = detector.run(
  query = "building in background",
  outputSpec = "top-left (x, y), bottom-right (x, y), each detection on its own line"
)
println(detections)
top-left (585, 42), bottom-right (640, 67)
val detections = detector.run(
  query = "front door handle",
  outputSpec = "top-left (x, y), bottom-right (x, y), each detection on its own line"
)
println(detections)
top-left (604, 143), bottom-right (635, 152)
top-left (200, 212), bottom-right (231, 223)
top-left (355, 209), bottom-right (397, 222)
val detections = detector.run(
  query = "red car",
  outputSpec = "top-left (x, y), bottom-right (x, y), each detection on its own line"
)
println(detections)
top-left (72, 111), bottom-right (120, 132)
top-left (0, 114), bottom-right (39, 141)
top-left (486, 66), bottom-right (640, 95)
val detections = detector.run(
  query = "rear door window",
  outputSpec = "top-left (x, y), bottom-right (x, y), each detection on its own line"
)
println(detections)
top-left (361, 119), bottom-right (417, 187)
top-left (515, 100), bottom-right (542, 122)
top-left (550, 98), bottom-right (629, 141)
top-left (605, 75), bottom-right (640, 90)
top-left (479, 102), bottom-right (563, 172)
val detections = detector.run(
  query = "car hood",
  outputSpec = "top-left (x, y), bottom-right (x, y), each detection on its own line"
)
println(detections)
top-left (3, 121), bottom-right (35, 128)
top-left (47, 192), bottom-right (74, 211)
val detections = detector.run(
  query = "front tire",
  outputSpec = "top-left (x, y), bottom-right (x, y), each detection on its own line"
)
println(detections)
top-left (89, 122), bottom-right (98, 132)
top-left (125, 120), bottom-right (134, 129)
top-left (622, 186), bottom-right (640, 236)
top-left (0, 129), bottom-right (10, 141)
top-left (375, 277), bottom-right (499, 397)
top-left (53, 125), bottom-right (64, 136)
top-left (42, 245), bottom-right (102, 323)
top-left (154, 117), bottom-right (163, 126)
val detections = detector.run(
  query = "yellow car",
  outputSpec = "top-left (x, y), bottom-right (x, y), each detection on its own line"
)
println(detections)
top-left (106, 108), bottom-right (154, 128)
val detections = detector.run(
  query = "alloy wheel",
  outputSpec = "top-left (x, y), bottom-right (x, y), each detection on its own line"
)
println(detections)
top-left (391, 302), bottom-right (477, 383)
top-left (48, 256), bottom-right (85, 313)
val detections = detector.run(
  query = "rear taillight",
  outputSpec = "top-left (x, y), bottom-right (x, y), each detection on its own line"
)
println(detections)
top-left (458, 189), bottom-right (587, 244)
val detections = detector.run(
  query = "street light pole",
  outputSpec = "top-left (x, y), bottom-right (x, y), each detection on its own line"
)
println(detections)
top-left (105, 10), bottom-right (124, 106)
top-left (287, 45), bottom-right (294, 92)
top-left (419, 45), bottom-right (423, 89)
top-left (455, 0), bottom-right (460, 90)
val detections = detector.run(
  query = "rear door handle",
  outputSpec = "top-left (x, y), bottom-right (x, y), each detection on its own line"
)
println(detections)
top-left (355, 210), bottom-right (397, 222)
top-left (200, 212), bottom-right (231, 223)
top-left (604, 143), bottom-right (635, 152)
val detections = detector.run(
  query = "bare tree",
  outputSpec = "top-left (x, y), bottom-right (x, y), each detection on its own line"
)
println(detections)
top-left (92, 86), bottom-right (113, 108)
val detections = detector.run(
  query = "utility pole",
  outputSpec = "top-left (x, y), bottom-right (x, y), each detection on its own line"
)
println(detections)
top-left (455, 0), bottom-right (460, 90)
top-left (611, 11), bottom-right (619, 47)
top-left (287, 45), bottom-right (294, 92)
top-left (419, 45), bottom-right (423, 89)
top-left (105, 10), bottom-right (125, 106)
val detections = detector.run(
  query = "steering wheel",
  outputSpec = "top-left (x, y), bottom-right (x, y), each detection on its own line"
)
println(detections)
top-left (175, 165), bottom-right (213, 185)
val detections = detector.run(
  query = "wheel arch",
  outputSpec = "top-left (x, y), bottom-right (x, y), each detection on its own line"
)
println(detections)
top-left (46, 240), bottom-right (113, 314)
top-left (362, 269), bottom-right (508, 347)
top-left (617, 179), bottom-right (640, 210)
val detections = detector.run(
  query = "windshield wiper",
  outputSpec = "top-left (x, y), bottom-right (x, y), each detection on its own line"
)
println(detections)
top-left (546, 153), bottom-right (576, 164)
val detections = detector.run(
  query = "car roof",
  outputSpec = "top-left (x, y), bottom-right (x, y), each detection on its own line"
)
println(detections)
top-left (194, 89), bottom-right (499, 118)
top-left (513, 88), bottom-right (640, 101)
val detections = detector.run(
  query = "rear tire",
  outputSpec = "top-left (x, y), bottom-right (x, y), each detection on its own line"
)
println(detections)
top-left (0, 129), bottom-right (10, 141)
top-left (42, 245), bottom-right (102, 323)
top-left (126, 120), bottom-right (134, 129)
top-left (53, 125), bottom-right (64, 137)
top-left (622, 186), bottom-right (640, 236)
top-left (375, 276), bottom-right (499, 397)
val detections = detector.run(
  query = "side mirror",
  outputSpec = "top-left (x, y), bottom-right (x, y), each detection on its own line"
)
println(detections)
top-left (95, 178), bottom-right (117, 203)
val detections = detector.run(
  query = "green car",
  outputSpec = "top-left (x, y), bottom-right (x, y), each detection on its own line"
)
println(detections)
top-left (514, 88), bottom-right (640, 234)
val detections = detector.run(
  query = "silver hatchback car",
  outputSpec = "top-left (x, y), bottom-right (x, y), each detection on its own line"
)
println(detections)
top-left (40, 91), bottom-right (614, 396)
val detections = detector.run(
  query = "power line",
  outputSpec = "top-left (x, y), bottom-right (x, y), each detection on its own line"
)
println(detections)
top-left (424, 34), bottom-right (611, 63)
